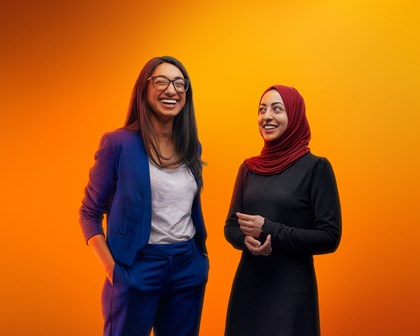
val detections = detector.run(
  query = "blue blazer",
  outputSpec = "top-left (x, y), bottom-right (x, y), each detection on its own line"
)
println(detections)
top-left (80, 129), bottom-right (207, 266)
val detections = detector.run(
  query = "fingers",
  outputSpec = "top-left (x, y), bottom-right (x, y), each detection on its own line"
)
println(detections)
top-left (236, 212), bottom-right (254, 220)
top-left (245, 241), bottom-right (271, 256)
top-left (237, 212), bottom-right (260, 224)
top-left (240, 225), bottom-right (254, 235)
top-left (244, 239), bottom-right (260, 255)
top-left (244, 235), bottom-right (272, 256)
top-left (260, 234), bottom-right (271, 248)
top-left (244, 236), bottom-right (261, 248)
top-left (240, 226), bottom-right (261, 238)
top-left (237, 212), bottom-right (263, 221)
top-left (237, 215), bottom-right (253, 227)
top-left (237, 212), bottom-right (264, 239)
top-left (260, 235), bottom-right (272, 256)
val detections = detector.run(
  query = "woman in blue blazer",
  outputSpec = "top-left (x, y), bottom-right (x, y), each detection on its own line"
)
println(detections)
top-left (80, 56), bottom-right (208, 336)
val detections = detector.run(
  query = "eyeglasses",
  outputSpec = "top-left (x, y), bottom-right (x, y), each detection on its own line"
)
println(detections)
top-left (147, 75), bottom-right (189, 93)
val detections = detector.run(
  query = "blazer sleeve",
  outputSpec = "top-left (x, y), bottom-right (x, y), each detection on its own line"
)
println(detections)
top-left (263, 157), bottom-right (342, 255)
top-left (79, 132), bottom-right (118, 244)
top-left (224, 163), bottom-right (247, 250)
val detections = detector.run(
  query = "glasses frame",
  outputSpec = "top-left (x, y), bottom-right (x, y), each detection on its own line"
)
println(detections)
top-left (147, 75), bottom-right (189, 93)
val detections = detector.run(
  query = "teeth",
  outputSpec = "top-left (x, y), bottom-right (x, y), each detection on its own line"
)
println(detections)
top-left (264, 125), bottom-right (276, 129)
top-left (161, 99), bottom-right (176, 104)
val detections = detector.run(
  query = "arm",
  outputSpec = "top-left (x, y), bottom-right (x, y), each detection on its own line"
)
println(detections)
top-left (88, 235), bottom-right (115, 284)
top-left (263, 157), bottom-right (342, 255)
top-left (79, 133), bottom-right (118, 280)
top-left (224, 163), bottom-right (247, 250)
top-left (79, 132), bottom-right (118, 242)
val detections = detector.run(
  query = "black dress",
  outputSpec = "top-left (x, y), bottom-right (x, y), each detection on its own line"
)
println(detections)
top-left (224, 153), bottom-right (341, 336)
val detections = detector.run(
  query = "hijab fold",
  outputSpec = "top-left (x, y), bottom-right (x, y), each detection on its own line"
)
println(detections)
top-left (245, 85), bottom-right (311, 176)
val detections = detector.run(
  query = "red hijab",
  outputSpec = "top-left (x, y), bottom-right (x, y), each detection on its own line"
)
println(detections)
top-left (245, 85), bottom-right (311, 175)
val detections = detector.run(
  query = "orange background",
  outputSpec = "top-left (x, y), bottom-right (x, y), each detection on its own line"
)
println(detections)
top-left (1, 0), bottom-right (419, 335)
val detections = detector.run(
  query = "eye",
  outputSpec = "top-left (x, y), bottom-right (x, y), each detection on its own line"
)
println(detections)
top-left (258, 107), bottom-right (266, 114)
top-left (155, 79), bottom-right (168, 85)
top-left (153, 77), bottom-right (169, 88)
top-left (273, 105), bottom-right (284, 112)
top-left (174, 79), bottom-right (185, 89)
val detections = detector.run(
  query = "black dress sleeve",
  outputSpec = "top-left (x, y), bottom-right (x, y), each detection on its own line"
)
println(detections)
top-left (263, 157), bottom-right (342, 255)
top-left (224, 163), bottom-right (247, 250)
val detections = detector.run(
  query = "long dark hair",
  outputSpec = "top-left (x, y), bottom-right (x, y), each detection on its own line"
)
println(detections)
top-left (124, 56), bottom-right (204, 189)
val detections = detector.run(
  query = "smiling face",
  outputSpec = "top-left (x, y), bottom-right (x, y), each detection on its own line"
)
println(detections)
top-left (146, 62), bottom-right (186, 124)
top-left (258, 89), bottom-right (288, 142)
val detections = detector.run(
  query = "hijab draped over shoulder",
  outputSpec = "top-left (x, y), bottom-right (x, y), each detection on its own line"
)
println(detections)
top-left (245, 85), bottom-right (311, 176)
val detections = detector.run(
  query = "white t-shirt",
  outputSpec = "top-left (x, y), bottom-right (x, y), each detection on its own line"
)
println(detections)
top-left (148, 160), bottom-right (197, 244)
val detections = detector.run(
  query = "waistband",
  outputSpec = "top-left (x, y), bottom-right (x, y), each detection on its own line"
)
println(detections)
top-left (139, 238), bottom-right (197, 257)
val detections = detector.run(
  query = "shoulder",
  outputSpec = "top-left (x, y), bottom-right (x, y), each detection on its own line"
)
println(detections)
top-left (102, 128), bottom-right (141, 143)
top-left (239, 161), bottom-right (249, 173)
top-left (299, 153), bottom-right (336, 184)
top-left (97, 129), bottom-right (145, 159)
top-left (289, 153), bottom-right (335, 182)
top-left (99, 128), bottom-right (144, 150)
top-left (298, 152), bottom-right (332, 170)
top-left (236, 161), bottom-right (251, 180)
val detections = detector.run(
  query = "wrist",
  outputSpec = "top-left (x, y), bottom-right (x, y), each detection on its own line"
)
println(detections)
top-left (261, 218), bottom-right (267, 233)
top-left (105, 260), bottom-right (115, 273)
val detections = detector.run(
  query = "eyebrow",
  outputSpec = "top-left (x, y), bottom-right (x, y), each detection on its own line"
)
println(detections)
top-left (154, 75), bottom-right (185, 80)
top-left (259, 102), bottom-right (285, 107)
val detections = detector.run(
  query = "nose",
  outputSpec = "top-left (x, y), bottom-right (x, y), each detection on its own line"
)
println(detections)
top-left (165, 82), bottom-right (177, 95)
top-left (263, 109), bottom-right (274, 120)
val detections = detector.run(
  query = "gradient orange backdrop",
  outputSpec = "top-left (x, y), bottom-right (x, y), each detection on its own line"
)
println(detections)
top-left (1, 0), bottom-right (419, 335)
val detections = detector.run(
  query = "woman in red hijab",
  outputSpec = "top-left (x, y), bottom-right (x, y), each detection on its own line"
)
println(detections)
top-left (224, 85), bottom-right (342, 336)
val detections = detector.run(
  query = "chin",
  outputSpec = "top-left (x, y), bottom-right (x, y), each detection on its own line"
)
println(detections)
top-left (261, 133), bottom-right (277, 142)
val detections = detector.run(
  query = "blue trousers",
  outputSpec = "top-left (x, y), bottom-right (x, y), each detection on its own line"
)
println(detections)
top-left (101, 239), bottom-right (209, 336)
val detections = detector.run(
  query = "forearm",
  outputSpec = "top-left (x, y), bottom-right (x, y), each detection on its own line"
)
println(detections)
top-left (80, 132), bottom-right (117, 243)
top-left (224, 163), bottom-right (248, 250)
top-left (88, 234), bottom-right (115, 279)
top-left (263, 219), bottom-right (341, 255)
top-left (224, 221), bottom-right (246, 250)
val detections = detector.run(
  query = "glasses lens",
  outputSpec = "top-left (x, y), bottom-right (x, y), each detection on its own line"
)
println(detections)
top-left (150, 76), bottom-right (189, 92)
top-left (152, 77), bottom-right (169, 90)
top-left (174, 79), bottom-right (188, 92)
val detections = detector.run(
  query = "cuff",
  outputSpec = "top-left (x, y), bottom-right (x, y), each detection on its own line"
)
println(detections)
top-left (262, 218), bottom-right (277, 234)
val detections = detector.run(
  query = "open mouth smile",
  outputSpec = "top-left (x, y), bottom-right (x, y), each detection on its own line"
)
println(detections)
top-left (160, 99), bottom-right (178, 106)
top-left (263, 124), bottom-right (278, 130)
